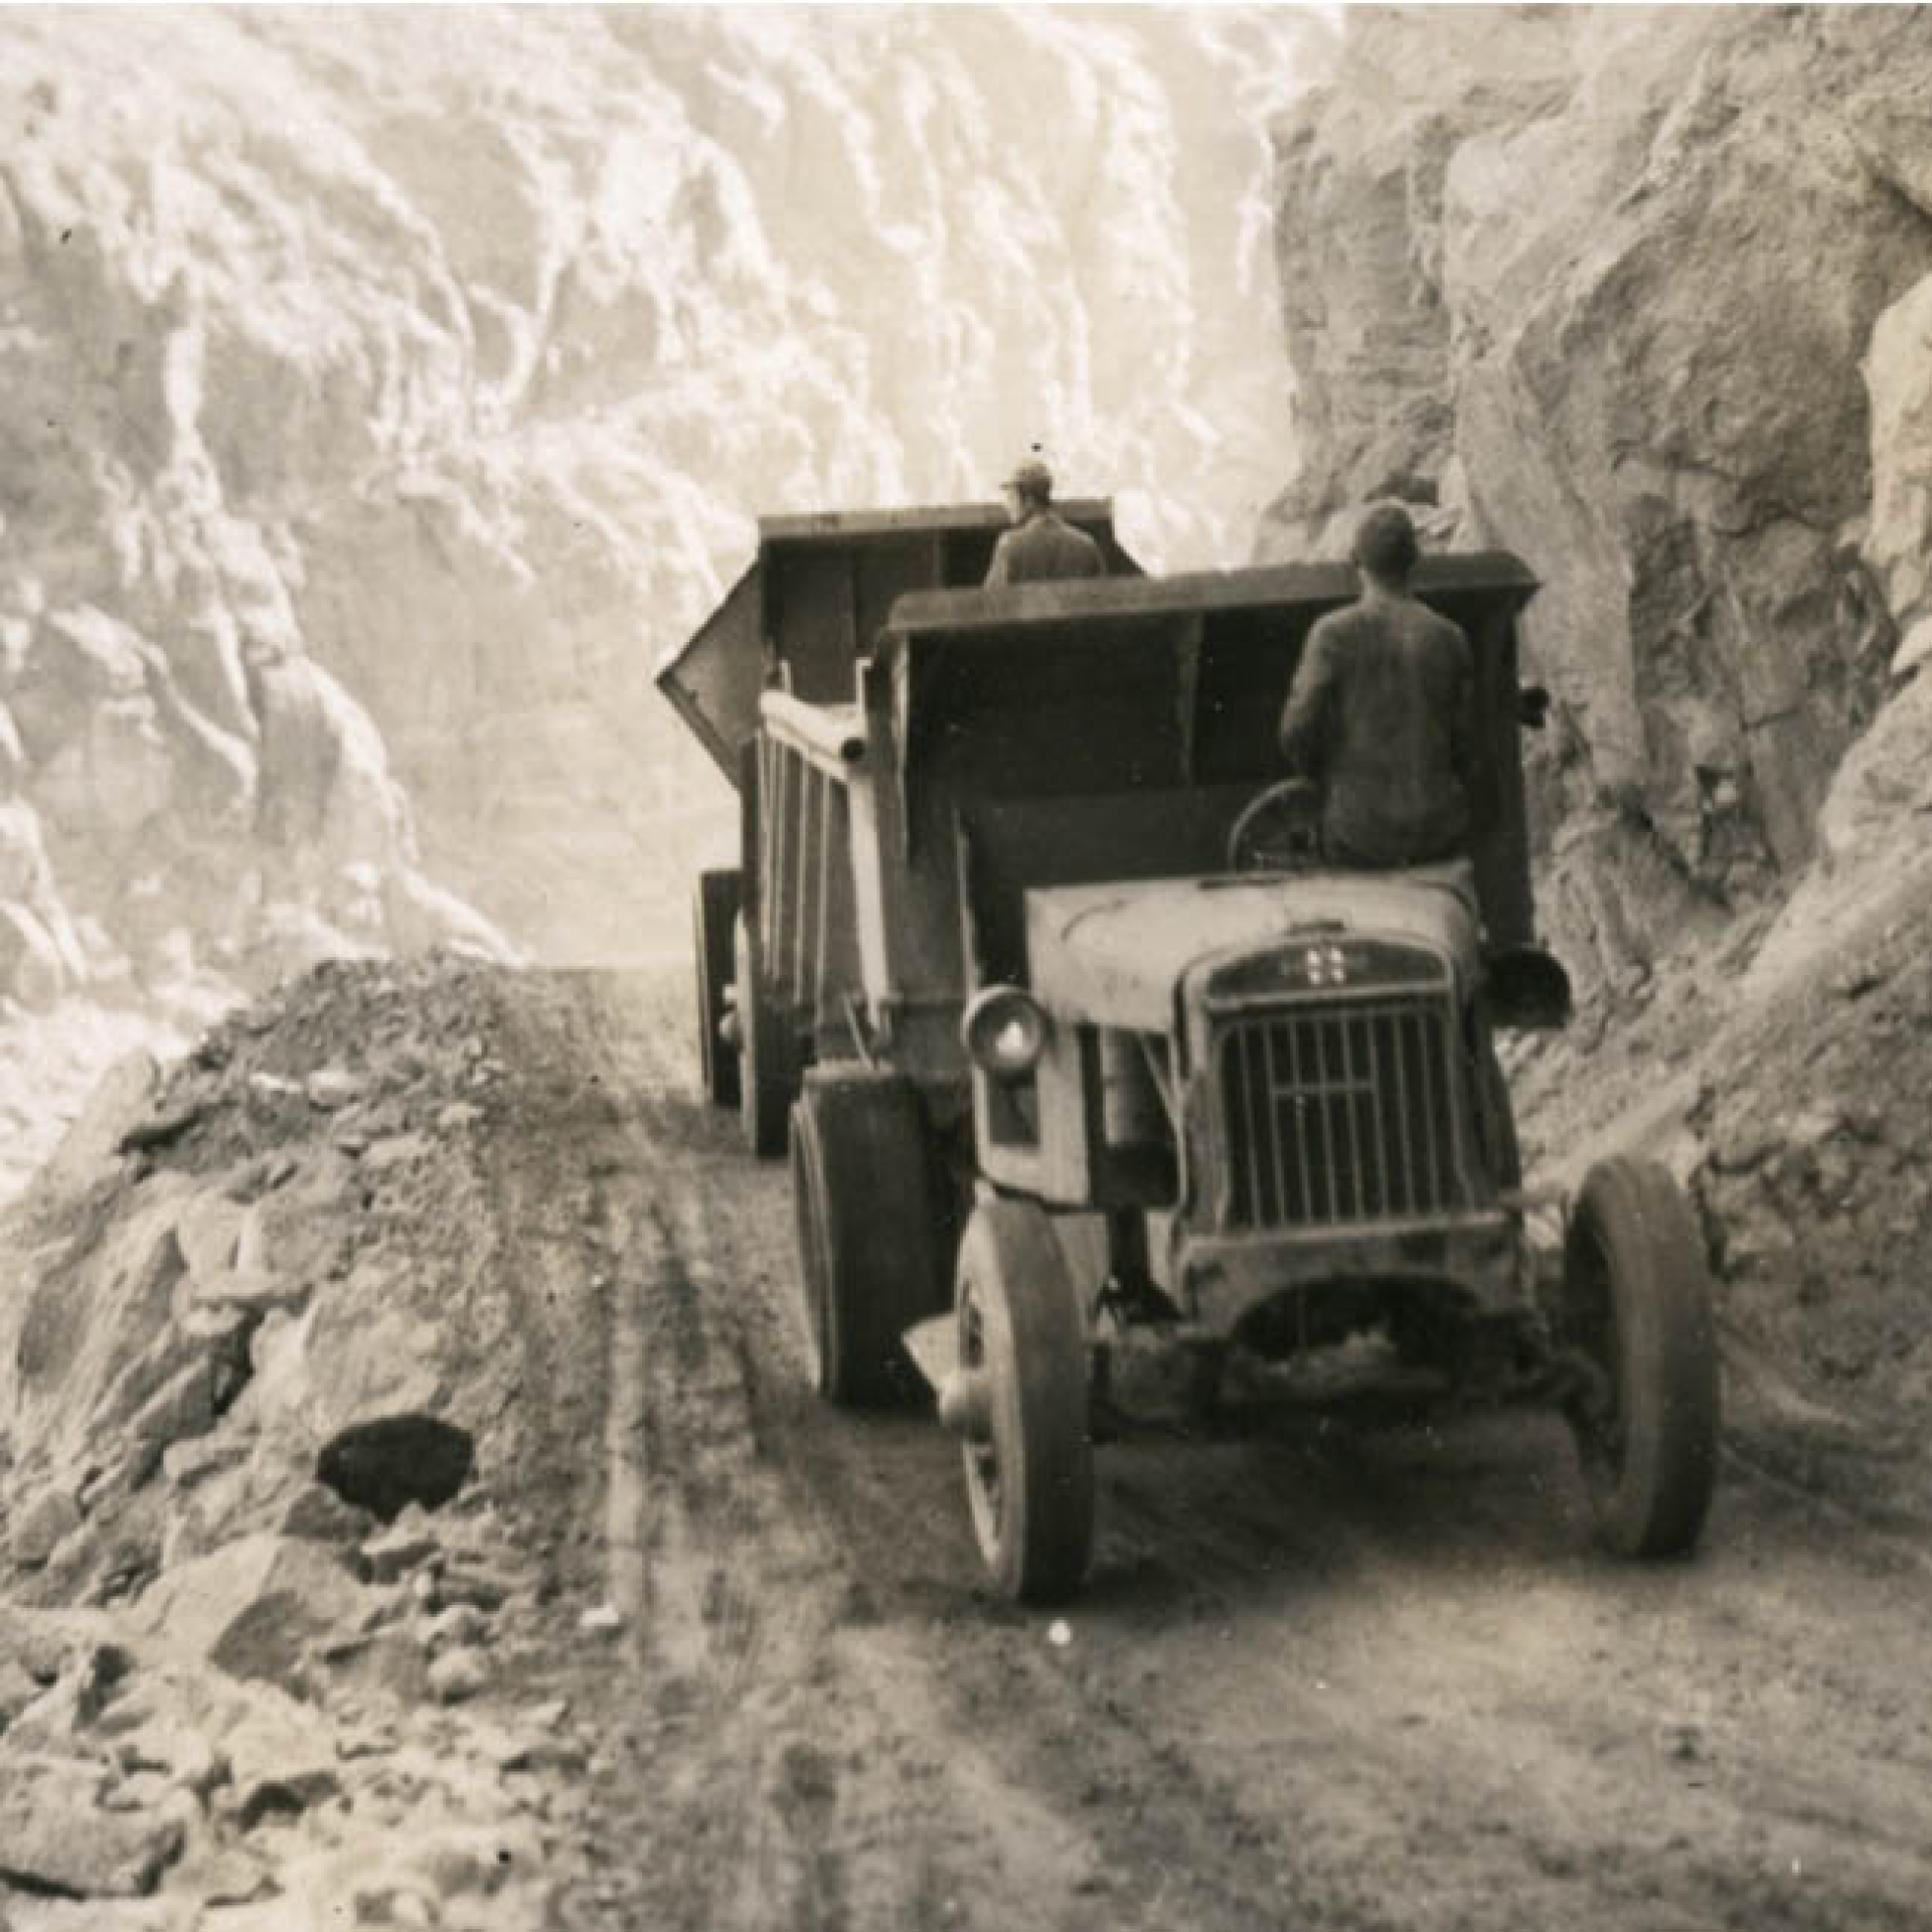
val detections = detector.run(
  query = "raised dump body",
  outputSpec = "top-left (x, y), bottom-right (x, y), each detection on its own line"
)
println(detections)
top-left (661, 499), bottom-right (1138, 1145)
top-left (657, 500), bottom-right (1137, 783)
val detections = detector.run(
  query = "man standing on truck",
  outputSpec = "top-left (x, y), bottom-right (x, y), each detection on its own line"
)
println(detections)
top-left (1278, 502), bottom-right (1474, 868)
top-left (984, 457), bottom-right (1106, 587)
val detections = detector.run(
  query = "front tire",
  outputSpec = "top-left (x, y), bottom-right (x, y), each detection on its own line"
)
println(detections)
top-left (790, 1069), bottom-right (945, 1406)
top-left (955, 1200), bottom-right (1094, 1603)
top-left (1560, 1156), bottom-right (1719, 1557)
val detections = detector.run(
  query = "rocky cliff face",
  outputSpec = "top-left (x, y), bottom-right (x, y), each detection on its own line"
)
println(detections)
top-left (1262, 7), bottom-right (1932, 998)
top-left (0, 5), bottom-right (1315, 1189)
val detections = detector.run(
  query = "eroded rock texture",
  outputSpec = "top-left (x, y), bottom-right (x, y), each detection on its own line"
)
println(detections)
top-left (0, 8), bottom-right (1311, 990)
top-left (1262, 7), bottom-right (1932, 996)
top-left (0, 7), bottom-right (1318, 1193)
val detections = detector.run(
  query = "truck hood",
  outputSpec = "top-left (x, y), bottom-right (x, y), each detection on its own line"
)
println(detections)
top-left (1024, 868), bottom-right (1479, 1032)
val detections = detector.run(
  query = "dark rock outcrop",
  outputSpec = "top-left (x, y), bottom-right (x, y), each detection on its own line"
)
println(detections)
top-left (1262, 8), bottom-right (1932, 996)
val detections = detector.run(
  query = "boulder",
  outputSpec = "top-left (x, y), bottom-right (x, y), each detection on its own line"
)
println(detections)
top-left (0, 1603), bottom-right (129, 1686)
top-left (4, 1641), bottom-right (136, 1749)
top-left (230, 1269), bottom-right (446, 1450)
top-left (123, 1357), bottom-right (219, 1478)
top-left (217, 1687), bottom-right (342, 1824)
top-left (359, 1130), bottom-right (431, 1173)
top-left (425, 1644), bottom-right (488, 1704)
top-left (30, 1049), bottom-right (161, 1199)
top-left (135, 1532), bottom-right (375, 1690)
top-left (0, 1748), bottom-right (185, 1898)
top-left (171, 1191), bottom-right (246, 1284)
top-left (359, 1511), bottom-right (441, 1583)
top-left (276, 1480), bottom-right (375, 1548)
top-left (1262, 9), bottom-right (1932, 996)
top-left (301, 1065), bottom-right (363, 1111)
top-left (419, 1603), bottom-right (488, 1655)
top-left (228, 1148), bottom-right (356, 1292)
top-left (114, 1711), bottom-right (225, 1800)
top-left (0, 1180), bottom-right (195, 1480)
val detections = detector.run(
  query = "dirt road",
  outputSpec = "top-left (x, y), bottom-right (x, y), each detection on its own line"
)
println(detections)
top-left (483, 970), bottom-right (1932, 1932)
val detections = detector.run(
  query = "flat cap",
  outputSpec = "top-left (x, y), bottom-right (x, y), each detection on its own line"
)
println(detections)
top-left (1002, 457), bottom-right (1054, 495)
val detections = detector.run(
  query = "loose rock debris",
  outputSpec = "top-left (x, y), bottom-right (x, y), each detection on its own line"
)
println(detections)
top-left (0, 956), bottom-right (591, 1926)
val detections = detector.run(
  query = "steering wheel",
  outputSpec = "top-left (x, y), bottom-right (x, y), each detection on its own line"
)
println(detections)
top-left (1226, 777), bottom-right (1323, 872)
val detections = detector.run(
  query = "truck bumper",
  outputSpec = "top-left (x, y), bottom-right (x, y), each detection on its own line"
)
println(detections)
top-left (1176, 1209), bottom-right (1528, 1337)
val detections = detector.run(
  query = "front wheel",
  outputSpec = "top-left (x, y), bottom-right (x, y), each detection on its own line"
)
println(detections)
top-left (955, 1200), bottom-right (1094, 1603)
top-left (1559, 1156), bottom-right (1719, 1557)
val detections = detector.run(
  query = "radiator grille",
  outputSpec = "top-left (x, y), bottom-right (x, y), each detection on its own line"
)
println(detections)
top-left (1219, 1000), bottom-right (1461, 1229)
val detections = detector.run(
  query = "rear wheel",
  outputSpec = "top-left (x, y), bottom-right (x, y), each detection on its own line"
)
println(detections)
top-left (790, 1069), bottom-right (946, 1406)
top-left (955, 1200), bottom-right (1094, 1603)
top-left (735, 913), bottom-right (795, 1158)
top-left (1559, 1156), bottom-right (1719, 1557)
top-left (692, 870), bottom-right (741, 1110)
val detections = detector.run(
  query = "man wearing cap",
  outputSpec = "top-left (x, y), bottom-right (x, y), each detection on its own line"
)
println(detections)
top-left (984, 458), bottom-right (1106, 587)
top-left (1277, 502), bottom-right (1475, 869)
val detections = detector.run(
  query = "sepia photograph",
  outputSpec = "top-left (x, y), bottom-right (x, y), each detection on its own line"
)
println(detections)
top-left (1, 3), bottom-right (1929, 1927)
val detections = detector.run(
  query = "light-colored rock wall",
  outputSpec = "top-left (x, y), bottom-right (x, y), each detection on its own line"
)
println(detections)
top-left (1262, 7), bottom-right (1932, 998)
top-left (1, 6), bottom-right (1317, 999)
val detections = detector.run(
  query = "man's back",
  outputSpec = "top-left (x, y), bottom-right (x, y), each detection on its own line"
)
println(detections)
top-left (985, 510), bottom-right (1105, 588)
top-left (1279, 592), bottom-right (1473, 868)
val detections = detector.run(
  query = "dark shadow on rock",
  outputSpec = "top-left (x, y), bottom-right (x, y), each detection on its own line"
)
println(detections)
top-left (315, 1414), bottom-right (474, 1522)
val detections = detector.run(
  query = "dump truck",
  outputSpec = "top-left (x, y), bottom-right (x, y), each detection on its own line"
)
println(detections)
top-left (658, 499), bottom-right (1719, 1604)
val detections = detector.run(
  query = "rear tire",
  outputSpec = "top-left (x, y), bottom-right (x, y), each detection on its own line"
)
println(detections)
top-left (790, 1069), bottom-right (946, 1406)
top-left (955, 1200), bottom-right (1094, 1603)
top-left (735, 913), bottom-right (795, 1158)
top-left (693, 870), bottom-right (741, 1110)
top-left (1560, 1156), bottom-right (1719, 1557)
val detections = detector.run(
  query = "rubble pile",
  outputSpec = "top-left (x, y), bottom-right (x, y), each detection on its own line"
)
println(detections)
top-left (0, 954), bottom-right (607, 1929)
top-left (1688, 920), bottom-right (1932, 1432)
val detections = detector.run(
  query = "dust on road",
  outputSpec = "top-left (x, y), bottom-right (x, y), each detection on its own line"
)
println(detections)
top-left (496, 969), bottom-right (1932, 1932)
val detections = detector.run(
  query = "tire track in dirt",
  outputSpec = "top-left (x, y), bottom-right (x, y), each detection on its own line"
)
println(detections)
top-left (510, 972), bottom-right (1110, 1932)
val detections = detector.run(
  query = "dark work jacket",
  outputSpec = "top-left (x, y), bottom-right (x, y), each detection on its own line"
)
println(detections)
top-left (1277, 590), bottom-right (1474, 868)
top-left (984, 510), bottom-right (1105, 587)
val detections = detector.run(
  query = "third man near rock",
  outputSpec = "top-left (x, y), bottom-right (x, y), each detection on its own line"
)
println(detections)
top-left (983, 458), bottom-right (1105, 588)
top-left (1278, 502), bottom-right (1475, 869)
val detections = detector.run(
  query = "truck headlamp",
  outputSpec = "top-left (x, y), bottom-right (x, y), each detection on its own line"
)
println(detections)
top-left (962, 986), bottom-right (1049, 1080)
